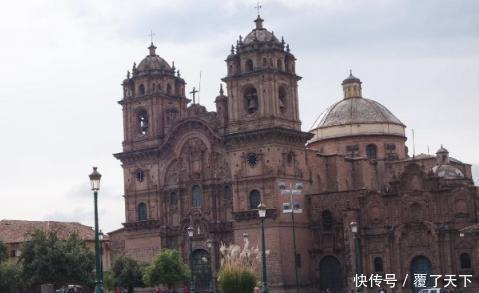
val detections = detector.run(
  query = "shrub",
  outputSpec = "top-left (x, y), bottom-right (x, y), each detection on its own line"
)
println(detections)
top-left (217, 237), bottom-right (260, 293)
top-left (218, 266), bottom-right (257, 293)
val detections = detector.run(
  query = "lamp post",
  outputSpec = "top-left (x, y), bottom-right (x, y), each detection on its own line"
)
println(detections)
top-left (99, 230), bottom-right (104, 283)
top-left (350, 221), bottom-right (361, 293)
top-left (206, 239), bottom-right (216, 293)
top-left (89, 167), bottom-right (103, 293)
top-left (258, 202), bottom-right (269, 293)
top-left (187, 226), bottom-right (196, 293)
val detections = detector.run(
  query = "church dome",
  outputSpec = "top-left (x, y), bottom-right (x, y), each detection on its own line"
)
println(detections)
top-left (243, 16), bottom-right (280, 44)
top-left (432, 164), bottom-right (464, 179)
top-left (136, 43), bottom-right (172, 72)
top-left (240, 16), bottom-right (282, 48)
top-left (309, 72), bottom-right (405, 142)
top-left (432, 145), bottom-right (464, 179)
top-left (311, 97), bottom-right (404, 129)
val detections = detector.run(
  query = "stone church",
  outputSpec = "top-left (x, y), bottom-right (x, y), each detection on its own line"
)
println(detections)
top-left (109, 15), bottom-right (479, 292)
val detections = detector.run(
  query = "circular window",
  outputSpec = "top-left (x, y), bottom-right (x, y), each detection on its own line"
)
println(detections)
top-left (247, 153), bottom-right (258, 167)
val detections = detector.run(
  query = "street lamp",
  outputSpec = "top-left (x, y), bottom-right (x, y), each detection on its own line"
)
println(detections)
top-left (187, 226), bottom-right (195, 293)
top-left (89, 167), bottom-right (103, 293)
top-left (99, 230), bottom-right (104, 283)
top-left (350, 221), bottom-right (361, 293)
top-left (206, 239), bottom-right (216, 293)
top-left (258, 202), bottom-right (269, 293)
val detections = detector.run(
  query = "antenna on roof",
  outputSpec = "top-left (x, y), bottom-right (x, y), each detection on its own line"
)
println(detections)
top-left (412, 128), bottom-right (416, 159)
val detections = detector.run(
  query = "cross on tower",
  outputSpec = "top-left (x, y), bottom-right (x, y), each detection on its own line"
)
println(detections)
top-left (190, 87), bottom-right (199, 104)
top-left (255, 1), bottom-right (262, 16)
top-left (149, 30), bottom-right (155, 43)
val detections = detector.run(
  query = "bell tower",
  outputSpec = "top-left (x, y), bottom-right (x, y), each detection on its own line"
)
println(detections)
top-left (120, 43), bottom-right (188, 152)
top-left (222, 15), bottom-right (314, 291)
top-left (222, 15), bottom-right (301, 134)
top-left (115, 43), bottom-right (188, 227)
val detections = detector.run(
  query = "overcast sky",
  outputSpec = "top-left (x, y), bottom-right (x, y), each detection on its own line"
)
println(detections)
top-left (0, 0), bottom-right (478, 232)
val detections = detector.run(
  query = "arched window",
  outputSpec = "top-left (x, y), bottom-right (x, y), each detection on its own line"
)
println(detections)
top-left (366, 144), bottom-right (377, 160)
top-left (245, 59), bottom-right (254, 72)
top-left (137, 109), bottom-right (149, 135)
top-left (139, 84), bottom-right (145, 95)
top-left (278, 87), bottom-right (287, 113)
top-left (263, 58), bottom-right (267, 67)
top-left (374, 257), bottom-right (384, 272)
top-left (322, 210), bottom-right (333, 231)
top-left (170, 192), bottom-right (177, 205)
top-left (244, 86), bottom-right (258, 114)
top-left (223, 185), bottom-right (232, 201)
top-left (192, 185), bottom-right (201, 208)
top-left (249, 190), bottom-right (261, 210)
top-left (151, 83), bottom-right (156, 93)
top-left (229, 64), bottom-right (233, 75)
top-left (167, 84), bottom-right (172, 95)
top-left (136, 170), bottom-right (145, 182)
top-left (138, 202), bottom-right (147, 221)
top-left (460, 253), bottom-right (472, 269)
top-left (158, 83), bottom-right (162, 91)
top-left (277, 59), bottom-right (283, 70)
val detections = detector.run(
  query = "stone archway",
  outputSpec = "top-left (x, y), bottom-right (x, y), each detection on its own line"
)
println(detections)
top-left (319, 255), bottom-right (343, 293)
top-left (410, 255), bottom-right (433, 292)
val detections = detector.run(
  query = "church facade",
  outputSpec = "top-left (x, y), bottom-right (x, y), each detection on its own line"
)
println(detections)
top-left (110, 15), bottom-right (479, 293)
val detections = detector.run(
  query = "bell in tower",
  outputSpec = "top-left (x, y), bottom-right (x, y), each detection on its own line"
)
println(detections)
top-left (246, 89), bottom-right (258, 114)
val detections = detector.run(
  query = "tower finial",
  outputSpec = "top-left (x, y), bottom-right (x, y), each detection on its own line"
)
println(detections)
top-left (254, 2), bottom-right (264, 30)
top-left (148, 42), bottom-right (157, 56)
top-left (149, 30), bottom-right (155, 43)
top-left (148, 30), bottom-right (157, 56)
top-left (349, 69), bottom-right (352, 76)
top-left (219, 84), bottom-right (224, 96)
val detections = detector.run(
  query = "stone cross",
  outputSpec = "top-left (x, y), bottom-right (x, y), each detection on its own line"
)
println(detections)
top-left (149, 30), bottom-right (155, 43)
top-left (190, 87), bottom-right (198, 104)
top-left (255, 2), bottom-right (262, 15)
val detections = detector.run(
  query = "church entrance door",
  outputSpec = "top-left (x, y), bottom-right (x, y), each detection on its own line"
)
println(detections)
top-left (410, 255), bottom-right (433, 292)
top-left (319, 255), bottom-right (343, 293)
top-left (192, 249), bottom-right (212, 292)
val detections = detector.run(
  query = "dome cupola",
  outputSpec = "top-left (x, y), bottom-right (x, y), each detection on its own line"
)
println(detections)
top-left (432, 145), bottom-right (464, 179)
top-left (135, 42), bottom-right (173, 76)
top-left (122, 42), bottom-right (186, 100)
top-left (342, 70), bottom-right (362, 99)
top-left (309, 72), bottom-right (405, 143)
top-left (238, 15), bottom-right (284, 52)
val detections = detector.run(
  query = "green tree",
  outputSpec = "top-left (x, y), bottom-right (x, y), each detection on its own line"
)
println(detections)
top-left (103, 270), bottom-right (114, 292)
top-left (0, 261), bottom-right (22, 293)
top-left (144, 249), bottom-right (191, 292)
top-left (0, 240), bottom-right (7, 262)
top-left (20, 229), bottom-right (95, 290)
top-left (111, 255), bottom-right (145, 293)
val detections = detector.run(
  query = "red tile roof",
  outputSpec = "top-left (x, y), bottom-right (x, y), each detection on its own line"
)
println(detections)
top-left (0, 220), bottom-right (108, 244)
